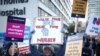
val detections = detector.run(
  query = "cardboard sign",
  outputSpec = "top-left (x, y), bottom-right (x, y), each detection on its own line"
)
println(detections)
top-left (18, 40), bottom-right (30, 53)
top-left (65, 35), bottom-right (83, 56)
top-left (31, 17), bottom-right (63, 44)
top-left (86, 15), bottom-right (100, 35)
top-left (71, 0), bottom-right (87, 18)
top-left (5, 16), bottom-right (26, 42)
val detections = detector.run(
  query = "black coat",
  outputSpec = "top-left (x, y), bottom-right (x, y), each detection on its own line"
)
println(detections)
top-left (82, 47), bottom-right (92, 56)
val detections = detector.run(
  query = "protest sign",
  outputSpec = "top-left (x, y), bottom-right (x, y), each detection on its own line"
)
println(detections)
top-left (65, 35), bottom-right (83, 56)
top-left (86, 15), bottom-right (100, 35)
top-left (18, 40), bottom-right (30, 53)
top-left (5, 16), bottom-right (26, 42)
top-left (18, 19), bottom-right (31, 53)
top-left (18, 26), bottom-right (30, 53)
top-left (31, 17), bottom-right (63, 44)
top-left (71, 0), bottom-right (87, 18)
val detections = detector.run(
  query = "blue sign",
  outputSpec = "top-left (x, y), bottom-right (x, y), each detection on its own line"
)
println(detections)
top-left (24, 26), bottom-right (30, 40)
top-left (0, 32), bottom-right (5, 39)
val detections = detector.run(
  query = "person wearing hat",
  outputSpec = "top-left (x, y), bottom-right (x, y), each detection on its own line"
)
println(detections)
top-left (42, 46), bottom-right (55, 56)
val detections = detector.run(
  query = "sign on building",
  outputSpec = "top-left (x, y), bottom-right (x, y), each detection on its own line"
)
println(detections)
top-left (31, 17), bottom-right (63, 44)
top-left (86, 15), bottom-right (100, 35)
top-left (65, 35), bottom-right (83, 56)
top-left (71, 0), bottom-right (87, 18)
top-left (0, 0), bottom-right (38, 33)
top-left (5, 16), bottom-right (26, 42)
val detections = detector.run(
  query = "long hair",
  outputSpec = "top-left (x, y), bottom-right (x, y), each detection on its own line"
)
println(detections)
top-left (5, 42), bottom-right (18, 56)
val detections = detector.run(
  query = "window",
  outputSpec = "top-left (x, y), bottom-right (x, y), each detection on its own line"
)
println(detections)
top-left (38, 8), bottom-right (51, 17)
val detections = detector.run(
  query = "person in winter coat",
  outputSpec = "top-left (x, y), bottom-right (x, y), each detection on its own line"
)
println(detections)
top-left (82, 42), bottom-right (92, 56)
top-left (42, 46), bottom-right (55, 56)
top-left (29, 30), bottom-right (67, 56)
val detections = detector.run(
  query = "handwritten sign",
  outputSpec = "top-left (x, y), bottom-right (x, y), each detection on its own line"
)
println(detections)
top-left (65, 35), bottom-right (83, 56)
top-left (71, 0), bottom-right (87, 18)
top-left (31, 17), bottom-right (63, 44)
top-left (86, 15), bottom-right (100, 35)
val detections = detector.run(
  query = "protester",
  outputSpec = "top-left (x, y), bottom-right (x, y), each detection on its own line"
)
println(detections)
top-left (91, 38), bottom-right (96, 56)
top-left (0, 47), bottom-right (5, 56)
top-left (29, 30), bottom-right (67, 56)
top-left (55, 35), bottom-right (67, 56)
top-left (30, 30), bottom-right (41, 56)
top-left (5, 42), bottom-right (18, 56)
top-left (95, 35), bottom-right (100, 56)
top-left (95, 43), bottom-right (100, 56)
top-left (82, 42), bottom-right (92, 56)
top-left (42, 46), bottom-right (55, 56)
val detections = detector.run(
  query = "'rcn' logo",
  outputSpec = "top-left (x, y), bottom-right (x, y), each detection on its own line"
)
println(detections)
top-left (93, 17), bottom-right (100, 25)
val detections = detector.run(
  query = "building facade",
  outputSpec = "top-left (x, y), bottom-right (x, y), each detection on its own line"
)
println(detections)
top-left (38, 0), bottom-right (72, 33)
top-left (88, 0), bottom-right (100, 17)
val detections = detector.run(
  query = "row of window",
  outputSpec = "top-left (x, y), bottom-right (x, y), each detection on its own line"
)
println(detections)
top-left (40, 0), bottom-right (60, 16)
top-left (38, 8), bottom-right (51, 17)
top-left (88, 1), bottom-right (100, 16)
top-left (55, 0), bottom-right (71, 22)
top-left (39, 0), bottom-right (71, 22)
top-left (55, 0), bottom-right (68, 16)
top-left (60, 0), bottom-right (71, 19)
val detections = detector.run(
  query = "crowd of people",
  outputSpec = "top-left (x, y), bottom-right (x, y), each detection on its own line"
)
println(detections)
top-left (82, 35), bottom-right (100, 56)
top-left (0, 32), bottom-right (100, 56)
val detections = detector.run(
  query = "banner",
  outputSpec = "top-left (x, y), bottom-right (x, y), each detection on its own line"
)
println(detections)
top-left (65, 34), bottom-right (83, 56)
top-left (71, 0), bottom-right (87, 18)
top-left (31, 17), bottom-right (63, 44)
top-left (5, 16), bottom-right (26, 42)
top-left (86, 15), bottom-right (100, 35)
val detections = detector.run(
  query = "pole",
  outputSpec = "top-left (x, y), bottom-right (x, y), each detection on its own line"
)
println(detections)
top-left (11, 42), bottom-right (15, 56)
top-left (74, 16), bottom-right (78, 33)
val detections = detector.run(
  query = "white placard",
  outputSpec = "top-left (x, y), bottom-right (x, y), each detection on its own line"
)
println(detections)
top-left (86, 15), bottom-right (100, 35)
top-left (65, 35), bottom-right (83, 56)
top-left (18, 40), bottom-right (29, 48)
top-left (31, 17), bottom-right (63, 44)
top-left (18, 40), bottom-right (30, 53)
